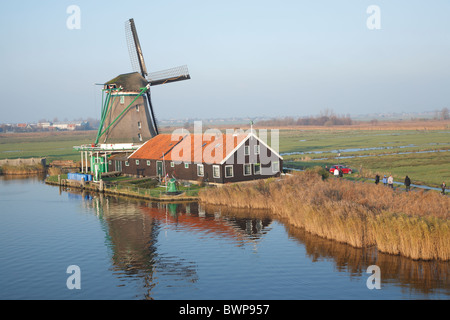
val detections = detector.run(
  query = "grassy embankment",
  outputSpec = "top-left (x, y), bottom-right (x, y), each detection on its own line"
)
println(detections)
top-left (199, 169), bottom-right (450, 261)
top-left (45, 169), bottom-right (203, 199)
top-left (279, 127), bottom-right (450, 188)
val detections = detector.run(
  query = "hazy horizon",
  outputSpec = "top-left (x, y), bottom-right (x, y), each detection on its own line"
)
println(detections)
top-left (1, 1), bottom-right (449, 123)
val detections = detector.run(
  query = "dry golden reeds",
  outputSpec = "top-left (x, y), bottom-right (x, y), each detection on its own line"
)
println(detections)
top-left (47, 166), bottom-right (63, 176)
top-left (199, 169), bottom-right (450, 261)
top-left (0, 163), bottom-right (45, 175)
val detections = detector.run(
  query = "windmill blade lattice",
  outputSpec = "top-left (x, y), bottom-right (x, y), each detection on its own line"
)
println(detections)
top-left (125, 18), bottom-right (148, 77)
top-left (147, 65), bottom-right (190, 86)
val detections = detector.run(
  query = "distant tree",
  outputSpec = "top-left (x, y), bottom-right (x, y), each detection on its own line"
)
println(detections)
top-left (441, 107), bottom-right (449, 120)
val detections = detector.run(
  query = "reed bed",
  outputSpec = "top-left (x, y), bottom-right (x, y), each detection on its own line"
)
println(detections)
top-left (199, 169), bottom-right (450, 261)
top-left (0, 163), bottom-right (45, 175)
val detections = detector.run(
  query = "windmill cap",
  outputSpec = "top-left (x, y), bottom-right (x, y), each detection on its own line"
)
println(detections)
top-left (105, 72), bottom-right (148, 92)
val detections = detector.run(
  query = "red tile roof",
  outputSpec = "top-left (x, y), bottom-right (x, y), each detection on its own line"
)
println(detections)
top-left (129, 133), bottom-right (248, 164)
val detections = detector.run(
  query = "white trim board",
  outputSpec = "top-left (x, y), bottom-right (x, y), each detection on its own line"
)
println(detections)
top-left (220, 133), bottom-right (283, 165)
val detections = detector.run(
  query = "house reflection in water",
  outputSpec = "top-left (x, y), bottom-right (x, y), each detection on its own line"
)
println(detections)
top-left (73, 190), bottom-right (273, 299)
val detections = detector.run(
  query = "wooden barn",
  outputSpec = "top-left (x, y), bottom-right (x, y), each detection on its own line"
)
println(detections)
top-left (108, 132), bottom-right (283, 183)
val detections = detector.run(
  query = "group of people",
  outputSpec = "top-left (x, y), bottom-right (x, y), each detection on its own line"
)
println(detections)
top-left (374, 174), bottom-right (447, 195)
top-left (375, 174), bottom-right (397, 189)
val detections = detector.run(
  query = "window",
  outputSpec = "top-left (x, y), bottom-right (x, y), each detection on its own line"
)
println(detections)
top-left (254, 145), bottom-right (260, 155)
top-left (185, 163), bottom-right (189, 169)
top-left (138, 133), bottom-right (142, 141)
top-left (146, 160), bottom-right (151, 166)
top-left (136, 160), bottom-right (139, 165)
top-left (136, 105), bottom-right (140, 112)
top-left (108, 160), bottom-right (112, 165)
top-left (197, 164), bottom-right (204, 176)
top-left (213, 165), bottom-right (220, 178)
top-left (225, 165), bottom-right (234, 178)
top-left (244, 145), bottom-right (250, 156)
top-left (272, 161), bottom-right (280, 173)
top-left (120, 96), bottom-right (125, 104)
top-left (125, 161), bottom-right (129, 167)
top-left (243, 164), bottom-right (251, 176)
top-left (253, 163), bottom-right (261, 175)
top-left (137, 122), bottom-right (141, 129)
top-left (170, 162), bottom-right (175, 168)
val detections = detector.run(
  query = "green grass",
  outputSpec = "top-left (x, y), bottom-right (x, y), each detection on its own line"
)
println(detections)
top-left (45, 174), bottom-right (68, 182)
top-left (280, 129), bottom-right (450, 187)
top-left (0, 131), bottom-right (96, 162)
top-left (279, 129), bottom-right (450, 156)
top-left (109, 179), bottom-right (202, 197)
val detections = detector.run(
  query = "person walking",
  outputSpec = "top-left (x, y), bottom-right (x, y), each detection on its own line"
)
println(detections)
top-left (334, 167), bottom-right (339, 178)
top-left (404, 175), bottom-right (411, 192)
top-left (382, 175), bottom-right (387, 186)
top-left (442, 182), bottom-right (446, 195)
top-left (375, 174), bottom-right (380, 185)
top-left (387, 175), bottom-right (394, 189)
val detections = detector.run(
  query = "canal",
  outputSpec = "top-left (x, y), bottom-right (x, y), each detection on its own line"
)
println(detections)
top-left (0, 176), bottom-right (448, 300)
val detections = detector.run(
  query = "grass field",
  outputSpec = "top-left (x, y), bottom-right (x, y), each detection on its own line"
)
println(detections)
top-left (0, 131), bottom-right (96, 162)
top-left (1, 122), bottom-right (449, 187)
top-left (279, 128), bottom-right (450, 187)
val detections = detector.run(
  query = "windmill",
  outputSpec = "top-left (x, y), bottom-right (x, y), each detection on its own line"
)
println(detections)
top-left (95, 18), bottom-right (190, 145)
top-left (75, 18), bottom-right (190, 180)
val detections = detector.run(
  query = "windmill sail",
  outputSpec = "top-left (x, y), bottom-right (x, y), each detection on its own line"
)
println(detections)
top-left (125, 18), bottom-right (148, 77)
top-left (125, 18), bottom-right (158, 136)
top-left (147, 65), bottom-right (191, 86)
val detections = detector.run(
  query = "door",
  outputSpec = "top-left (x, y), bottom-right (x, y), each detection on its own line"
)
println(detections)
top-left (115, 160), bottom-right (122, 172)
top-left (156, 161), bottom-right (163, 176)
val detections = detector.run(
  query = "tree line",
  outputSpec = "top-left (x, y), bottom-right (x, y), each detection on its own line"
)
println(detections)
top-left (257, 111), bottom-right (353, 127)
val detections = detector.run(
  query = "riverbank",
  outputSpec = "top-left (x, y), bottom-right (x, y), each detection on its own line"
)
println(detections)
top-left (0, 163), bottom-right (46, 175)
top-left (198, 169), bottom-right (450, 261)
top-left (45, 175), bottom-right (201, 202)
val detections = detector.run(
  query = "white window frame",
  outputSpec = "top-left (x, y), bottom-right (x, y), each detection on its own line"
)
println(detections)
top-left (125, 161), bottom-right (129, 167)
top-left (120, 95), bottom-right (125, 104)
top-left (185, 163), bottom-right (189, 169)
top-left (170, 162), bottom-right (175, 168)
top-left (146, 160), bottom-right (151, 166)
top-left (137, 121), bottom-right (141, 129)
top-left (135, 159), bottom-right (139, 165)
top-left (225, 165), bottom-right (234, 178)
top-left (272, 161), bottom-right (280, 173)
top-left (244, 145), bottom-right (250, 156)
top-left (213, 165), bottom-right (220, 178)
top-left (197, 164), bottom-right (204, 177)
top-left (136, 105), bottom-right (140, 112)
top-left (243, 163), bottom-right (251, 176)
top-left (254, 145), bottom-right (260, 155)
top-left (253, 163), bottom-right (261, 175)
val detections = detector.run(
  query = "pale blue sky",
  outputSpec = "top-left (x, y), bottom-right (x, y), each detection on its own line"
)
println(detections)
top-left (1, 0), bottom-right (449, 123)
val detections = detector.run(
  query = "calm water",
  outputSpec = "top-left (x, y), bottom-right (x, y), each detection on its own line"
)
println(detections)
top-left (0, 176), bottom-right (448, 300)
